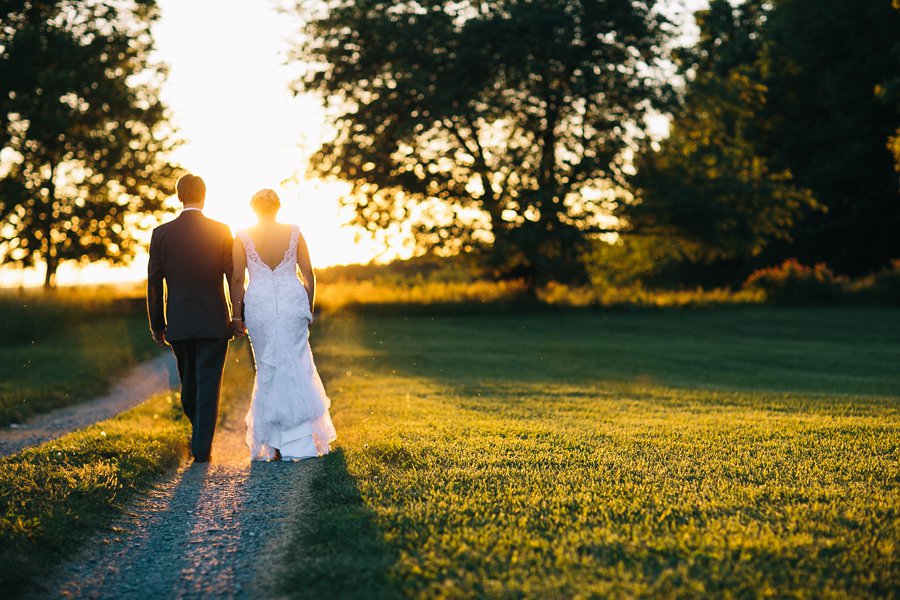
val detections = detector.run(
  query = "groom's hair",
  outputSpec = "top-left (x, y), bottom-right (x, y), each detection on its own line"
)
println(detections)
top-left (176, 174), bottom-right (206, 204)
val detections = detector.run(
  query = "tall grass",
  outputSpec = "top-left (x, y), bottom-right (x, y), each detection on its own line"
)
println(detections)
top-left (316, 279), bottom-right (533, 312)
top-left (314, 279), bottom-right (765, 313)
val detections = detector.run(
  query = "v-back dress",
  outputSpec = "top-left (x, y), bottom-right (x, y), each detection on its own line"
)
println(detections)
top-left (237, 225), bottom-right (336, 460)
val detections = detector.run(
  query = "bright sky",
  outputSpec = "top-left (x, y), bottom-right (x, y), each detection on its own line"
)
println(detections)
top-left (149, 0), bottom-right (386, 266)
top-left (1, 0), bottom-right (709, 287)
top-left (3, 0), bottom-right (380, 287)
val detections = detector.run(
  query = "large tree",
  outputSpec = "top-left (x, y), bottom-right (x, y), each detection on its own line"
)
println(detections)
top-left (760, 0), bottom-right (900, 275)
top-left (623, 0), bottom-right (900, 283)
top-left (0, 0), bottom-right (179, 287)
top-left (622, 0), bottom-right (814, 271)
top-left (292, 0), bottom-right (672, 285)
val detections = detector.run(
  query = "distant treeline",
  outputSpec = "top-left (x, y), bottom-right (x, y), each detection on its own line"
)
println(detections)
top-left (619, 0), bottom-right (900, 287)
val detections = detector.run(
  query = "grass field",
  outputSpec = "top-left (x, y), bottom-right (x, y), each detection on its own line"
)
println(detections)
top-left (0, 314), bottom-right (161, 425)
top-left (0, 287), bottom-right (161, 425)
top-left (0, 391), bottom-right (189, 593)
top-left (0, 338), bottom-right (254, 596)
top-left (278, 308), bottom-right (900, 598)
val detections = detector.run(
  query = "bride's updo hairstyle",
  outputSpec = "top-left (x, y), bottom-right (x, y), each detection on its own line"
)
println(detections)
top-left (251, 188), bottom-right (281, 217)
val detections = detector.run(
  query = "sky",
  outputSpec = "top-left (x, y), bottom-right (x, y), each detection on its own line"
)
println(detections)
top-left (1, 0), bottom-right (710, 287)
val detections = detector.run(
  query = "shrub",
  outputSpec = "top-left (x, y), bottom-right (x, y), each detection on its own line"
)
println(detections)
top-left (743, 259), bottom-right (845, 304)
top-left (851, 259), bottom-right (900, 305)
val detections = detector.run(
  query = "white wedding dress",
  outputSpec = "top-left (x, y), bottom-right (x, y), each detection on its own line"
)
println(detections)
top-left (237, 225), bottom-right (336, 461)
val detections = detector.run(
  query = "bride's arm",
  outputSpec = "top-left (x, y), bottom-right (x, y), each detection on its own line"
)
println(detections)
top-left (296, 232), bottom-right (316, 317)
top-left (230, 237), bottom-right (247, 334)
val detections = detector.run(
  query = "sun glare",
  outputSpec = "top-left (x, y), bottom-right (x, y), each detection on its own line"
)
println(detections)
top-left (0, 0), bottom-right (389, 288)
top-left (151, 0), bottom-right (385, 271)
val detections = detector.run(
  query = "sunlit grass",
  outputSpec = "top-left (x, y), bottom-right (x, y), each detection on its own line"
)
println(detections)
top-left (0, 338), bottom-right (254, 596)
top-left (538, 282), bottom-right (765, 308)
top-left (280, 308), bottom-right (900, 598)
top-left (0, 392), bottom-right (189, 594)
top-left (316, 279), bottom-right (533, 312)
top-left (0, 315), bottom-right (160, 425)
top-left (314, 279), bottom-right (766, 313)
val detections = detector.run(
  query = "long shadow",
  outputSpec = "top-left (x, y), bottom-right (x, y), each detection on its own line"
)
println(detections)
top-left (329, 307), bottom-right (900, 399)
top-left (71, 463), bottom-right (211, 597)
top-left (261, 449), bottom-right (402, 600)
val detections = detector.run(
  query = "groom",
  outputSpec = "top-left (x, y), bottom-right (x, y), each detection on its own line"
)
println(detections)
top-left (147, 173), bottom-right (235, 463)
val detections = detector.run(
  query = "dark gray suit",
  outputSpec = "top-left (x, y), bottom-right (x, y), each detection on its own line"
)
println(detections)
top-left (147, 210), bottom-right (233, 461)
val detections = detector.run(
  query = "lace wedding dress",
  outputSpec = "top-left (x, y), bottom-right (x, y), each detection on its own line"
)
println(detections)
top-left (237, 225), bottom-right (336, 461)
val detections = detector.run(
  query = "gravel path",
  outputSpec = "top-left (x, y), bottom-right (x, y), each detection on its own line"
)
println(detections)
top-left (33, 385), bottom-right (318, 599)
top-left (0, 352), bottom-right (178, 458)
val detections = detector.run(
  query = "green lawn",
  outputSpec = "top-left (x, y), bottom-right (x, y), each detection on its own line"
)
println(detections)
top-left (0, 337), bottom-right (254, 596)
top-left (279, 308), bottom-right (900, 598)
top-left (0, 391), bottom-right (189, 594)
top-left (0, 314), bottom-right (161, 425)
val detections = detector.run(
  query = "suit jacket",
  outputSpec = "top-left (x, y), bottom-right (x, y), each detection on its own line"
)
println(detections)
top-left (147, 210), bottom-right (234, 341)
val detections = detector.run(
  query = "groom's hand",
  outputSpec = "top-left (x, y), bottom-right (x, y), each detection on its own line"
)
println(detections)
top-left (151, 329), bottom-right (169, 347)
top-left (231, 318), bottom-right (247, 338)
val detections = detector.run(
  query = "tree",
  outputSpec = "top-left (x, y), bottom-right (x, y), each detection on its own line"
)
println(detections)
top-left (621, 0), bottom-right (815, 276)
top-left (761, 0), bottom-right (900, 275)
top-left (291, 0), bottom-right (672, 285)
top-left (882, 1), bottom-right (900, 174)
top-left (0, 0), bottom-right (180, 287)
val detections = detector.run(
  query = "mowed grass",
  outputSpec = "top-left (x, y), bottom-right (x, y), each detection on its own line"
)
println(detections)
top-left (280, 308), bottom-right (900, 598)
top-left (0, 392), bottom-right (189, 594)
top-left (0, 314), bottom-right (160, 425)
top-left (0, 337), bottom-right (254, 596)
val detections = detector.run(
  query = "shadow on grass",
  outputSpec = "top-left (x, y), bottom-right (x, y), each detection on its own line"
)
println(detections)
top-left (273, 448), bottom-right (402, 600)
top-left (323, 306), bottom-right (900, 398)
top-left (0, 314), bottom-right (163, 425)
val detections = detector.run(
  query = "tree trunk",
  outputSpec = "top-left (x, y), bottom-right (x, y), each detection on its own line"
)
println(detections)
top-left (43, 256), bottom-right (58, 289)
top-left (43, 161), bottom-right (58, 289)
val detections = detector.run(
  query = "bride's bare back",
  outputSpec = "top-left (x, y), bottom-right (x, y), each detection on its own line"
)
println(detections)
top-left (230, 218), bottom-right (317, 327)
top-left (247, 222), bottom-right (293, 270)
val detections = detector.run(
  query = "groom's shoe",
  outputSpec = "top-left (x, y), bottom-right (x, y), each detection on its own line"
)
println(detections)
top-left (192, 455), bottom-right (210, 464)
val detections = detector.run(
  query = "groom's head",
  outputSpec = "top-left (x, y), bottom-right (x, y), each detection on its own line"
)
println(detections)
top-left (176, 174), bottom-right (206, 208)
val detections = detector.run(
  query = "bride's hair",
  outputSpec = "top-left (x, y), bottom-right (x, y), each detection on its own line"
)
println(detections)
top-left (251, 188), bottom-right (281, 216)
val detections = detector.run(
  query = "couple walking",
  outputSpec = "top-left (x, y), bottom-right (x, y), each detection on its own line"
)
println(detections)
top-left (146, 174), bottom-right (336, 463)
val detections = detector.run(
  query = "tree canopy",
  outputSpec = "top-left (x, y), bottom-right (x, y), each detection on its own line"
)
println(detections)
top-left (623, 0), bottom-right (900, 282)
top-left (760, 0), bottom-right (900, 275)
top-left (622, 0), bottom-right (815, 268)
top-left (0, 0), bottom-right (179, 286)
top-left (292, 0), bottom-right (672, 285)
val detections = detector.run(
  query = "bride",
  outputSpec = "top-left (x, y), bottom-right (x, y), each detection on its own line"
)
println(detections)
top-left (230, 188), bottom-right (337, 461)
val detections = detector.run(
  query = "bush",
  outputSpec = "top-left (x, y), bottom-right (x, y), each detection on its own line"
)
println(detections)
top-left (851, 259), bottom-right (900, 305)
top-left (743, 259), bottom-right (845, 305)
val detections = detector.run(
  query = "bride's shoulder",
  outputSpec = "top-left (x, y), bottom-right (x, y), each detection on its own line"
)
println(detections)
top-left (280, 222), bottom-right (301, 237)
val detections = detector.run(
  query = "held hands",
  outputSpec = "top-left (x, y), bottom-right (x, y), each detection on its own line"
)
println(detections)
top-left (231, 317), bottom-right (248, 338)
top-left (151, 330), bottom-right (169, 347)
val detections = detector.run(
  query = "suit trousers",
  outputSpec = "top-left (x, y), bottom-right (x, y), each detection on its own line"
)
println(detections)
top-left (170, 338), bottom-right (229, 461)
